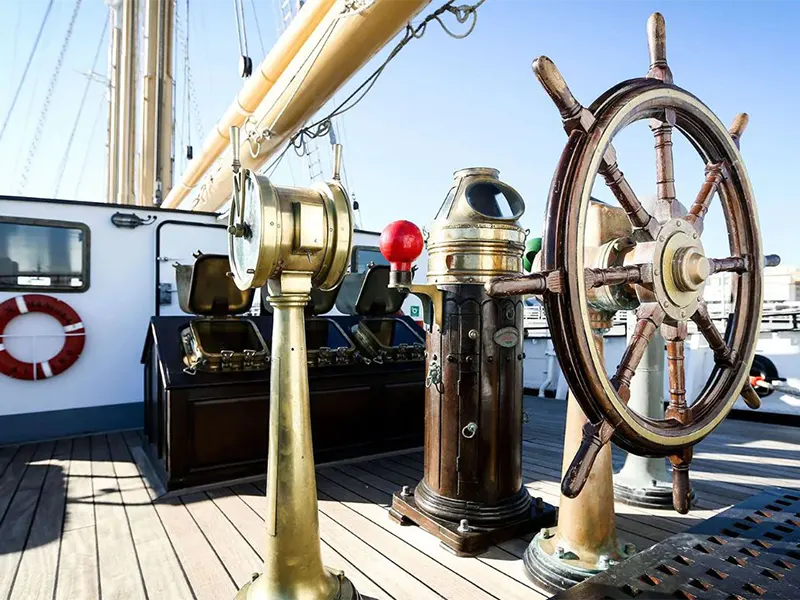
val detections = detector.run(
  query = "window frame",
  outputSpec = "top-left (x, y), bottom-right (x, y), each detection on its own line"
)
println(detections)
top-left (350, 245), bottom-right (389, 274)
top-left (0, 216), bottom-right (91, 293)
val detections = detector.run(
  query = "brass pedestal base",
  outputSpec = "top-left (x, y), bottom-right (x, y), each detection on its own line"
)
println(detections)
top-left (234, 569), bottom-right (360, 600)
top-left (523, 527), bottom-right (635, 593)
top-left (389, 487), bottom-right (556, 556)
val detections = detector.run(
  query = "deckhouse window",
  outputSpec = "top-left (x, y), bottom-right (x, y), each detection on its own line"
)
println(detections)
top-left (351, 246), bottom-right (389, 273)
top-left (0, 217), bottom-right (90, 292)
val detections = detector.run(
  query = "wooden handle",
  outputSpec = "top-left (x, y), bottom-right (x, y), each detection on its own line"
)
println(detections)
top-left (741, 381), bottom-right (761, 410)
top-left (647, 13), bottom-right (667, 68)
top-left (561, 421), bottom-right (611, 498)
top-left (671, 463), bottom-right (692, 514)
top-left (765, 254), bottom-right (781, 268)
top-left (532, 56), bottom-right (581, 120)
top-left (729, 113), bottom-right (749, 147)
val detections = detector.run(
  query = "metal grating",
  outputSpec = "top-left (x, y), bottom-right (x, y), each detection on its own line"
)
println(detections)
top-left (549, 488), bottom-right (800, 600)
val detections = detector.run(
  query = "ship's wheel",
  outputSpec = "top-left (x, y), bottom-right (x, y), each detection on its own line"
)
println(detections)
top-left (488, 13), bottom-right (779, 513)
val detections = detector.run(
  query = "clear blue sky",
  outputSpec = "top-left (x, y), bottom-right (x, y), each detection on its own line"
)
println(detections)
top-left (1, 1), bottom-right (798, 264)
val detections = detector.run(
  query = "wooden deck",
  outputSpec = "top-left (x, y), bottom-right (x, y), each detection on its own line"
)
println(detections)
top-left (0, 396), bottom-right (797, 600)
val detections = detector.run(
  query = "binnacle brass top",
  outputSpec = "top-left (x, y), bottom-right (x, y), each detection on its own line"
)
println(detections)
top-left (426, 167), bottom-right (527, 285)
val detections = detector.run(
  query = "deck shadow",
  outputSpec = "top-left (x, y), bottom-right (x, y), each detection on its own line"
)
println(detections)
top-left (0, 463), bottom-right (65, 556)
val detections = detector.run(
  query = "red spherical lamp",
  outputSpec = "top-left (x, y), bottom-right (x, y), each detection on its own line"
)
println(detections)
top-left (380, 220), bottom-right (424, 272)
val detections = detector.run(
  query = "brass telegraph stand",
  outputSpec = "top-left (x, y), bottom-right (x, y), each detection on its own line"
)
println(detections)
top-left (227, 129), bottom-right (359, 600)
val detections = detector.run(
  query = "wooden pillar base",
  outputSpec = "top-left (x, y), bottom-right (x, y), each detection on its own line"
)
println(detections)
top-left (389, 486), bottom-right (556, 557)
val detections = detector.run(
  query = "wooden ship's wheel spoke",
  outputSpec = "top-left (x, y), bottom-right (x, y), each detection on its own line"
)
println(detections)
top-left (685, 162), bottom-right (725, 233)
top-left (662, 322), bottom-right (689, 424)
top-left (611, 304), bottom-right (666, 403)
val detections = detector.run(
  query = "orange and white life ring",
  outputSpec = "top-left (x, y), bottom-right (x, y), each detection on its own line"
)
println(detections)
top-left (0, 294), bottom-right (85, 380)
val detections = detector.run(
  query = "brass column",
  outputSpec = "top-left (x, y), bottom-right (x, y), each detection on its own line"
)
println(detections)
top-left (525, 320), bottom-right (632, 591)
top-left (228, 131), bottom-right (358, 600)
top-left (237, 273), bottom-right (355, 600)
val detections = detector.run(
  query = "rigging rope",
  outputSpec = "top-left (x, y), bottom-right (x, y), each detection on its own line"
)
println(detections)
top-left (233, 0), bottom-right (251, 76)
top-left (261, 0), bottom-right (486, 175)
top-left (250, 0), bottom-right (267, 58)
top-left (175, 0), bottom-right (204, 170)
top-left (53, 19), bottom-right (108, 197)
top-left (74, 95), bottom-right (105, 199)
top-left (18, 0), bottom-right (84, 193)
top-left (184, 0), bottom-right (192, 159)
top-left (0, 0), bottom-right (56, 146)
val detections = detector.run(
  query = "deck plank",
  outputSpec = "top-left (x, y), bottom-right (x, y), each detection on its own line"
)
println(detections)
top-left (180, 490), bottom-right (262, 590)
top-left (0, 441), bottom-right (56, 598)
top-left (9, 439), bottom-right (71, 600)
top-left (333, 462), bottom-right (539, 589)
top-left (107, 433), bottom-right (194, 600)
top-left (232, 482), bottom-right (394, 600)
top-left (0, 395), bottom-right (797, 600)
top-left (0, 444), bottom-right (19, 480)
top-left (55, 436), bottom-right (99, 600)
top-left (0, 443), bottom-right (37, 525)
top-left (123, 431), bottom-right (237, 600)
top-left (319, 465), bottom-right (546, 600)
top-left (249, 480), bottom-right (449, 600)
top-left (212, 484), bottom-right (392, 600)
top-left (91, 434), bottom-right (147, 600)
top-left (315, 482), bottom-right (499, 600)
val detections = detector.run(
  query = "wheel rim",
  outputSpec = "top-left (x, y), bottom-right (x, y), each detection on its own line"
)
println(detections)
top-left (543, 79), bottom-right (763, 454)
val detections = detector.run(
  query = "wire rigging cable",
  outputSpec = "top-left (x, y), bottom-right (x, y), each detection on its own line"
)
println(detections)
top-left (249, 0), bottom-right (267, 58)
top-left (74, 95), bottom-right (105, 199)
top-left (18, 0), bottom-right (84, 193)
top-left (53, 19), bottom-right (108, 197)
top-left (0, 0), bottom-right (56, 146)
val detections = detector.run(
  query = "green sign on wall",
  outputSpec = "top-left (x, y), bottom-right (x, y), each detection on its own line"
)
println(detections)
top-left (410, 305), bottom-right (420, 317)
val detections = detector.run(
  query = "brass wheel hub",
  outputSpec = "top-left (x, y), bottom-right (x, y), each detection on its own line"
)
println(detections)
top-left (650, 218), bottom-right (708, 321)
